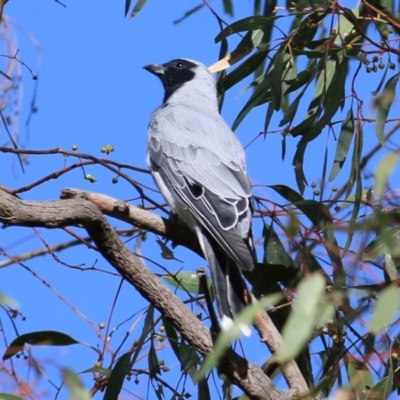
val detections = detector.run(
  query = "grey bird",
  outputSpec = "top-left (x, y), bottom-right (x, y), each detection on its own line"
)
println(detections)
top-left (144, 58), bottom-right (256, 336)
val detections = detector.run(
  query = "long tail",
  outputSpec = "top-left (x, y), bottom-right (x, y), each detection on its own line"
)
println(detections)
top-left (195, 227), bottom-right (252, 336)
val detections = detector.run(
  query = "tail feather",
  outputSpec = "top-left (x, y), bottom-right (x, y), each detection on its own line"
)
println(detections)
top-left (195, 227), bottom-right (252, 336)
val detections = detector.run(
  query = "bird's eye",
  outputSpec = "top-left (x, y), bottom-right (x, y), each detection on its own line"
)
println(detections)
top-left (176, 62), bottom-right (184, 68)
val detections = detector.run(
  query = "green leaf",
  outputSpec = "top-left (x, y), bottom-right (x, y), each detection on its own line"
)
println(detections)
top-left (333, 7), bottom-right (360, 45)
top-left (329, 109), bottom-right (354, 181)
top-left (161, 316), bottom-right (179, 356)
top-left (0, 395), bottom-right (25, 400)
top-left (283, 61), bottom-right (316, 95)
top-left (2, 331), bottom-right (79, 360)
top-left (148, 341), bottom-right (161, 378)
top-left (104, 306), bottom-right (154, 400)
top-left (272, 274), bottom-right (333, 363)
top-left (339, 190), bottom-right (369, 210)
top-left (194, 293), bottom-right (281, 381)
top-left (155, 239), bottom-right (177, 260)
top-left (103, 351), bottom-right (133, 400)
top-left (371, 62), bottom-right (390, 96)
top-left (268, 184), bottom-right (304, 203)
top-left (124, 0), bottom-right (131, 17)
top-left (162, 317), bottom-right (199, 382)
top-left (81, 366), bottom-right (111, 378)
top-left (347, 357), bottom-right (375, 392)
top-left (173, 4), bottom-right (205, 24)
top-left (198, 378), bottom-right (211, 400)
top-left (129, 0), bottom-right (148, 19)
top-left (369, 284), bottom-right (400, 334)
top-left (364, 376), bottom-right (393, 400)
top-left (176, 341), bottom-right (199, 381)
top-left (131, 305), bottom-right (154, 366)
top-left (222, 0), bottom-right (233, 16)
top-left (0, 293), bottom-right (17, 307)
top-left (62, 368), bottom-right (91, 400)
top-left (263, 224), bottom-right (297, 270)
top-left (375, 152), bottom-right (399, 198)
top-left (383, 253), bottom-right (399, 281)
top-left (232, 74), bottom-right (271, 130)
top-left (215, 15), bottom-right (284, 42)
top-left (376, 73), bottom-right (399, 145)
top-left (363, 227), bottom-right (400, 260)
top-left (218, 50), bottom-right (267, 93)
top-left (162, 271), bottom-right (212, 295)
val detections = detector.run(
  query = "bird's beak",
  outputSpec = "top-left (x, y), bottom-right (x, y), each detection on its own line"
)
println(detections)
top-left (143, 64), bottom-right (166, 76)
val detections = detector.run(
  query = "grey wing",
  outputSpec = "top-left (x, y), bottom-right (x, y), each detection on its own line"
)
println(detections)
top-left (147, 131), bottom-right (255, 272)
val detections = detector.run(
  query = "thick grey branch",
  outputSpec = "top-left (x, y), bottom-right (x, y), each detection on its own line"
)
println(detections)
top-left (60, 188), bottom-right (309, 393)
top-left (61, 187), bottom-right (201, 256)
top-left (0, 188), bottom-right (298, 400)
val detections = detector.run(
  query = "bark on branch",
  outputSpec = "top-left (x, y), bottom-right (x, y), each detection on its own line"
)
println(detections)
top-left (60, 188), bottom-right (309, 394)
top-left (0, 188), bottom-right (298, 400)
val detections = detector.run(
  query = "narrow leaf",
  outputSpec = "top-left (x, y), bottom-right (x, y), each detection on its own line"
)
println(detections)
top-left (62, 368), bottom-right (91, 400)
top-left (3, 331), bottom-right (79, 360)
top-left (369, 284), bottom-right (400, 334)
top-left (124, 0), bottom-right (131, 16)
top-left (268, 184), bottom-right (304, 203)
top-left (162, 271), bottom-right (212, 295)
top-left (376, 73), bottom-right (399, 145)
top-left (129, 0), bottom-right (148, 19)
top-left (329, 109), bottom-right (354, 181)
top-left (375, 152), bottom-right (399, 198)
top-left (103, 352), bottom-right (133, 400)
top-left (273, 274), bottom-right (330, 363)
top-left (194, 293), bottom-right (281, 381)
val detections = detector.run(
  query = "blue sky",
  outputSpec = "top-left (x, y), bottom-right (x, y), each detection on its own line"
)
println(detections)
top-left (1, 1), bottom-right (399, 399)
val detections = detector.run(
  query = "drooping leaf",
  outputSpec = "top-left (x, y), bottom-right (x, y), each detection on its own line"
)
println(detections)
top-left (383, 253), bottom-right (399, 282)
top-left (198, 378), bottom-right (211, 400)
top-left (194, 293), bottom-right (281, 381)
top-left (176, 340), bottom-right (200, 382)
top-left (375, 152), bottom-right (399, 199)
top-left (162, 317), bottom-right (199, 382)
top-left (129, 0), bottom-right (148, 19)
top-left (364, 376), bottom-right (393, 400)
top-left (148, 341), bottom-right (161, 378)
top-left (376, 73), bottom-right (399, 145)
top-left (0, 293), bottom-right (17, 307)
top-left (103, 351), bottom-right (133, 400)
top-left (104, 306), bottom-right (154, 400)
top-left (347, 356), bottom-right (375, 392)
top-left (329, 108), bottom-right (355, 181)
top-left (2, 331), bottom-right (79, 360)
top-left (363, 228), bottom-right (400, 261)
top-left (173, 4), bottom-right (205, 24)
top-left (215, 15), bottom-right (285, 42)
top-left (333, 7), bottom-right (360, 46)
top-left (0, 395), bottom-right (25, 400)
top-left (62, 368), bottom-right (91, 400)
top-left (268, 184), bottom-right (304, 204)
top-left (81, 366), bottom-right (111, 378)
top-left (124, 0), bottom-right (131, 17)
top-left (130, 305), bottom-right (154, 366)
top-left (369, 284), bottom-right (400, 334)
top-left (232, 73), bottom-right (271, 130)
top-left (222, 0), bottom-right (233, 16)
top-left (263, 224), bottom-right (298, 286)
top-left (162, 271), bottom-right (212, 295)
top-left (217, 50), bottom-right (267, 93)
top-left (272, 274), bottom-right (333, 363)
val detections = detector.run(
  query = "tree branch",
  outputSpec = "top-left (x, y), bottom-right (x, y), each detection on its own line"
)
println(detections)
top-left (60, 188), bottom-right (309, 394)
top-left (0, 188), bottom-right (299, 400)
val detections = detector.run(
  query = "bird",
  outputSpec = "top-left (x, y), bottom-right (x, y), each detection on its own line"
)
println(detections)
top-left (144, 58), bottom-right (256, 336)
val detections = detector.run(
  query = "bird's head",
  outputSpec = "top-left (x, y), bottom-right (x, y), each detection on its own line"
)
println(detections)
top-left (143, 58), bottom-right (217, 105)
